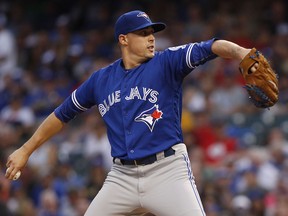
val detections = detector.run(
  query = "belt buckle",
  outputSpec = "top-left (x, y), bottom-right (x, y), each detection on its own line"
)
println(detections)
top-left (156, 151), bottom-right (165, 161)
top-left (134, 160), bottom-right (138, 166)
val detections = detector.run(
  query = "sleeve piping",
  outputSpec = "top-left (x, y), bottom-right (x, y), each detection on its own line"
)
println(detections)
top-left (71, 90), bottom-right (88, 111)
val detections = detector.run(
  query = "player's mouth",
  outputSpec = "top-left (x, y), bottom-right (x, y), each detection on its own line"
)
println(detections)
top-left (148, 45), bottom-right (155, 52)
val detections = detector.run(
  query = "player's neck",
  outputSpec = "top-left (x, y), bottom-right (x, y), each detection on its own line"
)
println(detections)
top-left (121, 56), bottom-right (142, 70)
top-left (122, 53), bottom-right (152, 70)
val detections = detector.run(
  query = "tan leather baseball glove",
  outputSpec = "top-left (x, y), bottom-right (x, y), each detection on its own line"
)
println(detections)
top-left (239, 48), bottom-right (279, 108)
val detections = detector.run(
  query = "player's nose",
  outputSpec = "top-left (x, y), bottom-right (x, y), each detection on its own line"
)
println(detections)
top-left (148, 33), bottom-right (155, 42)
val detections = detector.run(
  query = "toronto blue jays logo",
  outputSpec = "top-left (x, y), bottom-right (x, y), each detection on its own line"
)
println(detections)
top-left (137, 12), bottom-right (151, 22)
top-left (135, 104), bottom-right (163, 132)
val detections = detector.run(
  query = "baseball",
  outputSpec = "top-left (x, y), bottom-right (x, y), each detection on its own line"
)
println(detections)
top-left (6, 167), bottom-right (21, 180)
top-left (13, 170), bottom-right (21, 180)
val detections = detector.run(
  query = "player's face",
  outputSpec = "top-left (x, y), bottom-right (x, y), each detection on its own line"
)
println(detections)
top-left (127, 27), bottom-right (156, 60)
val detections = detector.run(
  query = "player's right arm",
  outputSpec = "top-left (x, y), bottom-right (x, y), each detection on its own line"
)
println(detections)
top-left (5, 112), bottom-right (65, 180)
top-left (5, 70), bottom-right (100, 180)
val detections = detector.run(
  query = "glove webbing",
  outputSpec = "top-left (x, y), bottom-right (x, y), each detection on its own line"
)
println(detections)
top-left (244, 85), bottom-right (272, 108)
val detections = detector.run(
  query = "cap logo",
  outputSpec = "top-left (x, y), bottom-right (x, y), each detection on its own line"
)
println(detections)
top-left (137, 12), bottom-right (151, 22)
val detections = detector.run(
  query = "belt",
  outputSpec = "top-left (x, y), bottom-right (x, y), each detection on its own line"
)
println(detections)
top-left (113, 147), bottom-right (175, 166)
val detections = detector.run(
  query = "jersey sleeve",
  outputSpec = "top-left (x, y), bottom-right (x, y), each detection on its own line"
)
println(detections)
top-left (163, 38), bottom-right (218, 79)
top-left (54, 73), bottom-right (98, 123)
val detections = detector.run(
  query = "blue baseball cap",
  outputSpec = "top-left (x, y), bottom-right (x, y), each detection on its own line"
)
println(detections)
top-left (114, 10), bottom-right (166, 40)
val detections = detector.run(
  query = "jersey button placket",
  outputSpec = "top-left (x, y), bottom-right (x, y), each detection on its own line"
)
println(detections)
top-left (121, 71), bottom-right (133, 154)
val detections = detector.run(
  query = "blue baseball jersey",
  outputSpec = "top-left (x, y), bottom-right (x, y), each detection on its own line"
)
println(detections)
top-left (54, 38), bottom-right (218, 160)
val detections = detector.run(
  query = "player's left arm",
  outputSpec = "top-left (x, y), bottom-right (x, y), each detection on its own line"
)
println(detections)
top-left (211, 39), bottom-right (251, 61)
top-left (212, 39), bottom-right (279, 108)
top-left (211, 39), bottom-right (258, 71)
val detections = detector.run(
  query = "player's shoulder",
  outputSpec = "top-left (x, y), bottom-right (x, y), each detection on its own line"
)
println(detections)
top-left (155, 44), bottom-right (191, 57)
top-left (166, 44), bottom-right (190, 52)
top-left (153, 44), bottom-right (191, 62)
top-left (90, 59), bottom-right (121, 78)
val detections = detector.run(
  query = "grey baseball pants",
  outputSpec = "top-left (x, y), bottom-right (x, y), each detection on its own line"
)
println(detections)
top-left (84, 143), bottom-right (206, 216)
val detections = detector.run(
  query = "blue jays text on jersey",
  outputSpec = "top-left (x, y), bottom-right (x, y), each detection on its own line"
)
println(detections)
top-left (54, 39), bottom-right (218, 160)
top-left (98, 86), bottom-right (159, 117)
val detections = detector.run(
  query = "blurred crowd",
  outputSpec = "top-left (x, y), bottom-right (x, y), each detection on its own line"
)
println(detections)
top-left (0, 0), bottom-right (288, 215)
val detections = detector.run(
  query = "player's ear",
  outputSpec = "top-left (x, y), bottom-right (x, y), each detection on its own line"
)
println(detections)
top-left (119, 34), bottom-right (128, 45)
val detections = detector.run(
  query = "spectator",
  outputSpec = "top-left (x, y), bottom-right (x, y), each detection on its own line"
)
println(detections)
top-left (37, 189), bottom-right (59, 216)
top-left (0, 92), bottom-right (36, 142)
top-left (82, 112), bottom-right (113, 171)
top-left (0, 13), bottom-right (18, 87)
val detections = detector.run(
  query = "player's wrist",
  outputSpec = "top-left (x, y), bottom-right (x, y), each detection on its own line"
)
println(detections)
top-left (239, 48), bottom-right (251, 60)
top-left (21, 143), bottom-right (34, 157)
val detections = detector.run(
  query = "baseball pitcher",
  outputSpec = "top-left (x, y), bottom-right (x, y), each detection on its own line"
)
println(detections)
top-left (5, 10), bottom-right (278, 216)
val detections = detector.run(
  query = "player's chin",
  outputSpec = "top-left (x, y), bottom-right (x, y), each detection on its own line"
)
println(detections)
top-left (146, 51), bottom-right (155, 58)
